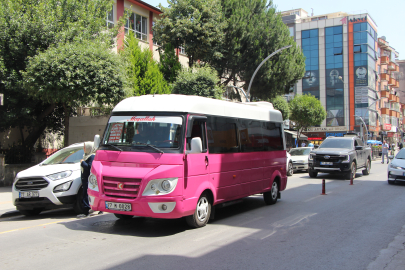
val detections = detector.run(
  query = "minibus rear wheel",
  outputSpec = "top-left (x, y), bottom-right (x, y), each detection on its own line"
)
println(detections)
top-left (186, 192), bottom-right (211, 228)
top-left (263, 181), bottom-right (279, 205)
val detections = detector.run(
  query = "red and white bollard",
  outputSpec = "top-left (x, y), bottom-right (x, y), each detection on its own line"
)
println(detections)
top-left (321, 179), bottom-right (326, 195)
top-left (350, 175), bottom-right (354, 185)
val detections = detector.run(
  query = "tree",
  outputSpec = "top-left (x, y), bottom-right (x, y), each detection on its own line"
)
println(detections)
top-left (171, 65), bottom-right (223, 99)
top-left (122, 35), bottom-right (170, 96)
top-left (159, 43), bottom-right (182, 83)
top-left (0, 0), bottom-right (118, 150)
top-left (153, 0), bottom-right (227, 67)
top-left (211, 0), bottom-right (305, 100)
top-left (289, 94), bottom-right (326, 143)
top-left (22, 40), bottom-right (126, 147)
top-left (270, 96), bottom-right (290, 120)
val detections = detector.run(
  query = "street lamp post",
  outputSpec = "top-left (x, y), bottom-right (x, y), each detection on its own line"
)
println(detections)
top-left (227, 85), bottom-right (250, 102)
top-left (354, 115), bottom-right (368, 143)
top-left (246, 45), bottom-right (292, 99)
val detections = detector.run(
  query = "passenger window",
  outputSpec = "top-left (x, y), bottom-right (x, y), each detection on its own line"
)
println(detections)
top-left (263, 122), bottom-right (283, 151)
top-left (186, 121), bottom-right (207, 151)
top-left (240, 120), bottom-right (264, 152)
top-left (207, 117), bottom-right (239, 153)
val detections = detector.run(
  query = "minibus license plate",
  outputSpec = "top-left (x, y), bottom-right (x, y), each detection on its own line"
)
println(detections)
top-left (320, 162), bottom-right (333, 165)
top-left (19, 191), bottom-right (39, 198)
top-left (105, 202), bottom-right (131, 211)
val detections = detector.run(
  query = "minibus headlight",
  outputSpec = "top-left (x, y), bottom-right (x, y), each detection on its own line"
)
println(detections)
top-left (142, 178), bottom-right (178, 196)
top-left (88, 173), bottom-right (99, 192)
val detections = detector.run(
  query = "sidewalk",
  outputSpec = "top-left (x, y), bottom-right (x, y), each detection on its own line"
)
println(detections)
top-left (0, 186), bottom-right (20, 218)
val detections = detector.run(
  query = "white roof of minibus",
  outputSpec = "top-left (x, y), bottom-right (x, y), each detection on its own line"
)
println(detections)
top-left (113, 95), bottom-right (283, 122)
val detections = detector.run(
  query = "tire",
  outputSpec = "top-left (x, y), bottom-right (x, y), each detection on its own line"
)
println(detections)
top-left (388, 180), bottom-right (395, 185)
top-left (73, 187), bottom-right (87, 215)
top-left (362, 159), bottom-right (371, 175)
top-left (345, 162), bottom-right (356, 180)
top-left (308, 169), bottom-right (318, 178)
top-left (263, 181), bottom-right (279, 205)
top-left (18, 208), bottom-right (43, 216)
top-left (287, 161), bottom-right (294, 176)
top-left (114, 213), bottom-right (134, 220)
top-left (186, 193), bottom-right (211, 228)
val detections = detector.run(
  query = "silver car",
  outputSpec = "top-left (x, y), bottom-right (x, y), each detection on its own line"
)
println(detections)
top-left (387, 149), bottom-right (405, 185)
top-left (289, 147), bottom-right (313, 172)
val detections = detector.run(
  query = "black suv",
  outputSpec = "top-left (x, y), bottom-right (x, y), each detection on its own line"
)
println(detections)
top-left (308, 136), bottom-right (372, 179)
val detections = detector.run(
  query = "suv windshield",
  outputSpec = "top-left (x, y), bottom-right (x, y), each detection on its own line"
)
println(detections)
top-left (102, 115), bottom-right (183, 152)
top-left (320, 139), bottom-right (353, 149)
top-left (42, 147), bottom-right (84, 165)
top-left (290, 148), bottom-right (312, 156)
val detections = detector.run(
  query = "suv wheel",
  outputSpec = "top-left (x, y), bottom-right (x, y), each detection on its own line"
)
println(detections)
top-left (287, 161), bottom-right (293, 176)
top-left (308, 169), bottom-right (318, 178)
top-left (362, 159), bottom-right (371, 175)
top-left (345, 162), bottom-right (356, 180)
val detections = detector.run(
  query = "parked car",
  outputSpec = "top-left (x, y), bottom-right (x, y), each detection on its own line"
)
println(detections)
top-left (287, 152), bottom-right (293, 176)
top-left (12, 136), bottom-right (99, 216)
top-left (387, 148), bottom-right (405, 185)
top-left (289, 147), bottom-right (313, 172)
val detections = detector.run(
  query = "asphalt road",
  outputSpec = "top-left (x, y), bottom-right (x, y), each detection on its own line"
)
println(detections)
top-left (1, 160), bottom-right (404, 270)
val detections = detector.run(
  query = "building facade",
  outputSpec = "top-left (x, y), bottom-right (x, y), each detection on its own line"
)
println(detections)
top-left (281, 9), bottom-right (402, 144)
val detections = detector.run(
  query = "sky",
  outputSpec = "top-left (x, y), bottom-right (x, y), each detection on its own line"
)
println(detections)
top-left (146, 0), bottom-right (405, 59)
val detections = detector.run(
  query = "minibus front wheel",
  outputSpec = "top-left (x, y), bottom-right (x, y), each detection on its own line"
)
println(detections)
top-left (263, 180), bottom-right (279, 205)
top-left (186, 192), bottom-right (211, 228)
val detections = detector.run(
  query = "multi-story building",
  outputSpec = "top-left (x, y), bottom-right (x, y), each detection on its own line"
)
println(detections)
top-left (281, 9), bottom-right (401, 145)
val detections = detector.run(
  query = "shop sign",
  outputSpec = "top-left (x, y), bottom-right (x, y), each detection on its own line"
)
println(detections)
top-left (307, 126), bottom-right (348, 132)
top-left (387, 133), bottom-right (394, 137)
top-left (308, 137), bottom-right (323, 140)
top-left (326, 132), bottom-right (346, 137)
top-left (383, 123), bottom-right (392, 131)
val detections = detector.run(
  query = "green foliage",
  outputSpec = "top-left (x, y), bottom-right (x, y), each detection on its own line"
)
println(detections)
top-left (154, 0), bottom-right (227, 67)
top-left (159, 43), bottom-right (182, 83)
top-left (289, 94), bottom-right (326, 140)
top-left (0, 0), bottom-right (118, 151)
top-left (214, 0), bottom-right (305, 100)
top-left (172, 65), bottom-right (223, 99)
top-left (270, 96), bottom-right (290, 120)
top-left (122, 35), bottom-right (170, 96)
top-left (23, 40), bottom-right (126, 107)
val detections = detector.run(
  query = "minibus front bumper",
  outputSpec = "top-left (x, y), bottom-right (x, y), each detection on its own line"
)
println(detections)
top-left (88, 190), bottom-right (187, 219)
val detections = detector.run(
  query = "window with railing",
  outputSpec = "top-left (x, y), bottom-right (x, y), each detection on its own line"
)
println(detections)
top-left (125, 12), bottom-right (148, 41)
top-left (179, 46), bottom-right (186, 55)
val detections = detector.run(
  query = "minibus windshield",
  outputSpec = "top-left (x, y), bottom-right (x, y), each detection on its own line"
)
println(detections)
top-left (102, 116), bottom-right (183, 151)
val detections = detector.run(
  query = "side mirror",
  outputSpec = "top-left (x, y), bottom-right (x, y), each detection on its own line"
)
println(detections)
top-left (355, 146), bottom-right (363, 150)
top-left (187, 137), bottom-right (202, 154)
top-left (388, 155), bottom-right (394, 160)
top-left (93, 134), bottom-right (100, 149)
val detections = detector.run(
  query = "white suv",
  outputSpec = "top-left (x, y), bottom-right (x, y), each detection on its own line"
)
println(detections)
top-left (12, 143), bottom-right (86, 216)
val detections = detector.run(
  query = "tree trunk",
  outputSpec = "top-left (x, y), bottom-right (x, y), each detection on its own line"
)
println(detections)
top-left (63, 104), bottom-right (70, 147)
top-left (23, 103), bottom-right (56, 149)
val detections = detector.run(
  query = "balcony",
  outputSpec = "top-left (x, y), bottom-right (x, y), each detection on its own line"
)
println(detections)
top-left (388, 77), bottom-right (397, 86)
top-left (394, 81), bottom-right (399, 88)
top-left (380, 73), bottom-right (390, 81)
top-left (389, 94), bottom-right (398, 102)
top-left (381, 108), bottom-right (390, 115)
top-left (380, 56), bottom-right (389, 64)
top-left (388, 61), bottom-right (397, 70)
top-left (389, 110), bottom-right (399, 118)
top-left (380, 90), bottom-right (390, 98)
top-left (381, 68), bottom-right (388, 74)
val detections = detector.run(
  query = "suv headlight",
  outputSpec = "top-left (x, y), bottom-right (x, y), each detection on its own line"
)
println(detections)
top-left (142, 178), bottom-right (178, 196)
top-left (340, 155), bottom-right (350, 163)
top-left (88, 173), bottom-right (99, 191)
top-left (47, 170), bottom-right (72, 181)
top-left (390, 164), bottom-right (405, 170)
top-left (308, 154), bottom-right (315, 160)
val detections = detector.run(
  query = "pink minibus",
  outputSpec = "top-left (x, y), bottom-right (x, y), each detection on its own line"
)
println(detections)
top-left (88, 95), bottom-right (287, 227)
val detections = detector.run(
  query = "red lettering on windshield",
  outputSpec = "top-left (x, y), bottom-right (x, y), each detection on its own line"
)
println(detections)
top-left (127, 116), bottom-right (156, 122)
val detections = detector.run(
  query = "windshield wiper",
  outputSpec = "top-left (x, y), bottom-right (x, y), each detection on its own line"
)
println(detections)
top-left (132, 143), bottom-right (164, 154)
top-left (101, 143), bottom-right (123, 152)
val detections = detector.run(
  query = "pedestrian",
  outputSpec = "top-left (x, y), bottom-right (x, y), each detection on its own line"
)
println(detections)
top-left (381, 140), bottom-right (389, 164)
top-left (399, 142), bottom-right (403, 150)
top-left (77, 141), bottom-right (102, 218)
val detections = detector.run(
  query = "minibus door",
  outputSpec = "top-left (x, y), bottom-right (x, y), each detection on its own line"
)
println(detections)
top-left (184, 116), bottom-right (209, 198)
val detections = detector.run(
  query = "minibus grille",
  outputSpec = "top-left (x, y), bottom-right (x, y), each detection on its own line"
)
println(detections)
top-left (15, 178), bottom-right (49, 190)
top-left (102, 176), bottom-right (141, 199)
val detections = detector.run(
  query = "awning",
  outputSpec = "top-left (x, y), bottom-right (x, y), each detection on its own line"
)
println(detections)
top-left (284, 130), bottom-right (308, 139)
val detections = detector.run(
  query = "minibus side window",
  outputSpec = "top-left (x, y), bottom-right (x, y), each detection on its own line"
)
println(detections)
top-left (206, 116), bottom-right (239, 154)
top-left (263, 122), bottom-right (283, 151)
top-left (240, 120), bottom-right (264, 152)
top-left (187, 121), bottom-right (207, 152)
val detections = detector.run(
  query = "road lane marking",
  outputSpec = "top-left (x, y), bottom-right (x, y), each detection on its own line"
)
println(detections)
top-left (0, 219), bottom-right (76, 235)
